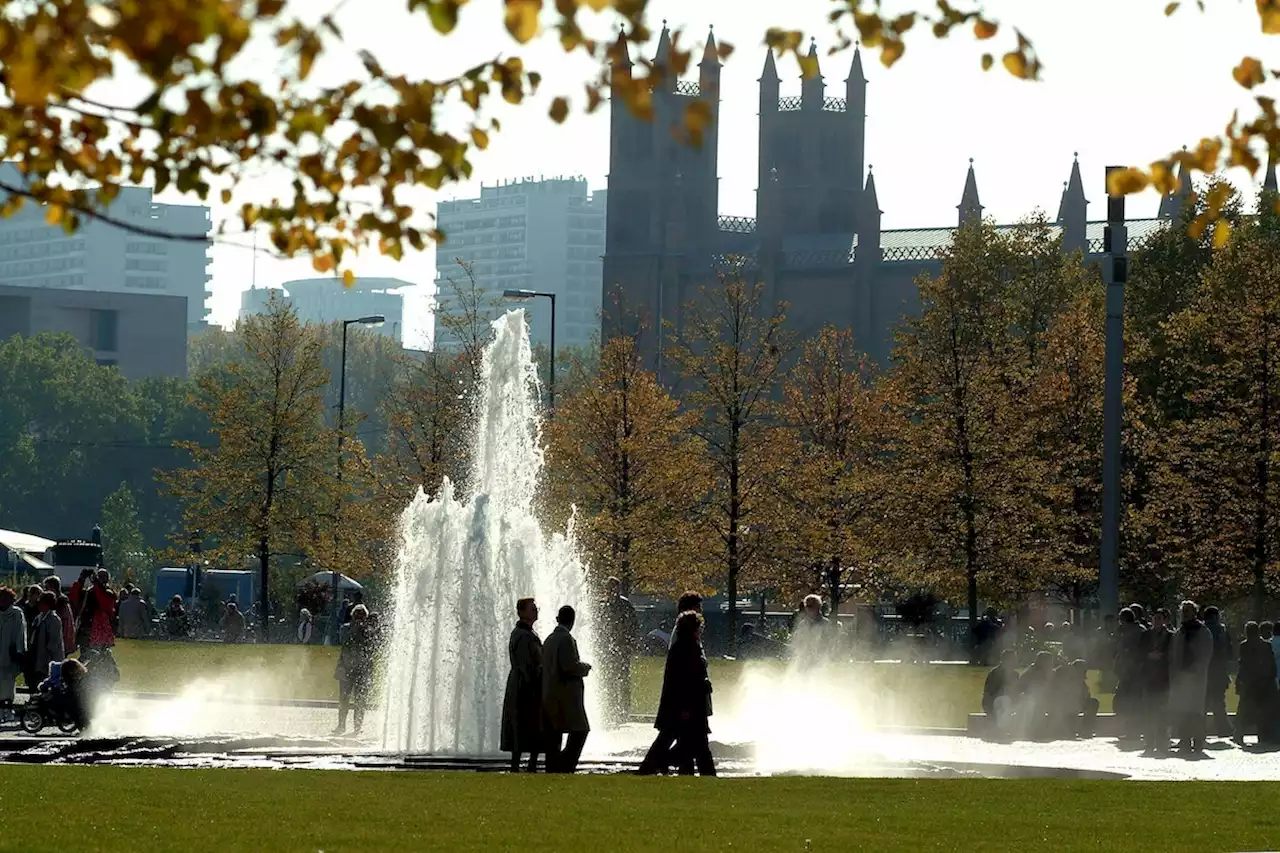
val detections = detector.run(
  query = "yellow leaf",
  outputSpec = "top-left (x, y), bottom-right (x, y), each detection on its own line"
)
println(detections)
top-left (45, 204), bottom-right (64, 226)
top-left (980, 53), bottom-right (993, 71)
top-left (1212, 219), bottom-right (1231, 249)
top-left (505, 0), bottom-right (540, 43)
top-left (220, 189), bottom-right (232, 204)
top-left (1233, 56), bottom-right (1265, 89)
top-left (1164, 1), bottom-right (1179, 14)
top-left (549, 96), bottom-right (569, 124)
top-left (470, 127), bottom-right (490, 149)
top-left (1002, 51), bottom-right (1028, 78)
top-left (973, 19), bottom-right (998, 39)
top-left (343, 268), bottom-right (356, 287)
top-left (1107, 167), bottom-right (1151, 196)
top-left (1262, 0), bottom-right (1280, 33)
top-left (880, 40), bottom-right (904, 68)
top-left (424, 0), bottom-right (461, 34)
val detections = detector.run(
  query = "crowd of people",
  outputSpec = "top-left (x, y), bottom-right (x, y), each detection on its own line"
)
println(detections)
top-left (0, 569), bottom-right (124, 727)
top-left (981, 599), bottom-right (1280, 754)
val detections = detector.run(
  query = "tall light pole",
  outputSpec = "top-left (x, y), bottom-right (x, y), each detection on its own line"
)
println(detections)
top-left (331, 314), bottom-right (384, 643)
top-left (1099, 167), bottom-right (1127, 619)
top-left (503, 289), bottom-right (557, 410)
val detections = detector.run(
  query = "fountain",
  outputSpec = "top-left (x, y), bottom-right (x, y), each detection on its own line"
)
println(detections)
top-left (380, 309), bottom-right (595, 755)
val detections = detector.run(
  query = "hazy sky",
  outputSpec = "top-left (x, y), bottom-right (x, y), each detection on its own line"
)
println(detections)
top-left (183, 0), bottom-right (1273, 336)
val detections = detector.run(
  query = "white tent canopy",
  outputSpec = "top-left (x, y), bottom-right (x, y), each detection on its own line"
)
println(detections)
top-left (305, 571), bottom-right (364, 592)
top-left (0, 528), bottom-right (55, 555)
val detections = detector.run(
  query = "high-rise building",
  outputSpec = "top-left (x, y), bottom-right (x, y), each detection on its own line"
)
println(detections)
top-left (434, 177), bottom-right (606, 353)
top-left (238, 277), bottom-right (409, 343)
top-left (0, 163), bottom-right (212, 331)
top-left (603, 28), bottom-right (1171, 377)
top-left (0, 284), bottom-right (187, 379)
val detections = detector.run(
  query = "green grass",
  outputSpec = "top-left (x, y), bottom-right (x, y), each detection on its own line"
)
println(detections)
top-left (2, 766), bottom-right (1278, 852)
top-left (30, 641), bottom-right (1240, 728)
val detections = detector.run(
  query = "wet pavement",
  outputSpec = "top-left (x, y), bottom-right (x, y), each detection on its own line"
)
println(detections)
top-left (3, 692), bottom-right (1277, 780)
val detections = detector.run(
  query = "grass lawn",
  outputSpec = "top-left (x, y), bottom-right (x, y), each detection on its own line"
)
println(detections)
top-left (26, 641), bottom-right (1239, 728)
top-left (1, 765), bottom-right (1278, 852)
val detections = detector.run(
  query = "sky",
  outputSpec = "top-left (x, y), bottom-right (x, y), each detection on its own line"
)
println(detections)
top-left (155, 0), bottom-right (1274, 340)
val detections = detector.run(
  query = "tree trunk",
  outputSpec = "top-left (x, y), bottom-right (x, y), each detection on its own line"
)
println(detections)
top-left (258, 537), bottom-right (270, 643)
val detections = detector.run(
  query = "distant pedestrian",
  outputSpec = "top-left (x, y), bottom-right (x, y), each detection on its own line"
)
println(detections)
top-left (30, 591), bottom-right (64, 685)
top-left (333, 605), bottom-right (374, 735)
top-left (1234, 621), bottom-right (1278, 746)
top-left (79, 570), bottom-right (117, 653)
top-left (165, 595), bottom-right (189, 639)
top-left (296, 609), bottom-right (315, 645)
top-left (1141, 608), bottom-right (1174, 755)
top-left (42, 577), bottom-right (75, 654)
top-left (501, 597), bottom-right (544, 772)
top-left (0, 587), bottom-right (27, 724)
top-left (118, 588), bottom-right (149, 639)
top-left (542, 605), bottom-right (591, 773)
top-left (1203, 606), bottom-right (1234, 737)
top-left (221, 602), bottom-right (245, 643)
top-left (1169, 600), bottom-right (1213, 755)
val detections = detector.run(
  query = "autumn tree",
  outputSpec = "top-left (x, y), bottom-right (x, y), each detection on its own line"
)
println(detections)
top-left (667, 273), bottom-right (791, 647)
top-left (1143, 206), bottom-right (1280, 616)
top-left (773, 327), bottom-right (895, 612)
top-left (164, 301), bottom-right (360, 638)
top-left (883, 222), bottom-right (1052, 627)
top-left (1026, 285), bottom-right (1106, 610)
top-left (544, 333), bottom-right (702, 596)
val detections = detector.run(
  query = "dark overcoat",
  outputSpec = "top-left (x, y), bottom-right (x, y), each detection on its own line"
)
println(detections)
top-left (500, 621), bottom-right (543, 753)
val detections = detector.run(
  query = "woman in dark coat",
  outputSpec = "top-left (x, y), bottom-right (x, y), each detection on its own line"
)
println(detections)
top-left (500, 597), bottom-right (544, 772)
top-left (650, 610), bottom-right (715, 776)
top-left (1235, 620), bottom-right (1278, 745)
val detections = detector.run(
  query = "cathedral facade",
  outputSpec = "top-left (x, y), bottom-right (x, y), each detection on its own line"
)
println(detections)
top-left (602, 25), bottom-right (1176, 373)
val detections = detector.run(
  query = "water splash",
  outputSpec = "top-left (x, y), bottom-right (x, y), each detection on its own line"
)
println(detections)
top-left (380, 309), bottom-right (595, 754)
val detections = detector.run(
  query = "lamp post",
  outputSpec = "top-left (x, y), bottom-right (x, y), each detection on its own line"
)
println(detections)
top-left (332, 314), bottom-right (384, 642)
top-left (1098, 168), bottom-right (1127, 620)
top-left (503, 289), bottom-right (557, 410)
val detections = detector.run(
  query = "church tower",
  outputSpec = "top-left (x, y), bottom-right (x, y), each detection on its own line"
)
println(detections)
top-left (757, 41), bottom-right (867, 237)
top-left (602, 24), bottom-right (723, 361)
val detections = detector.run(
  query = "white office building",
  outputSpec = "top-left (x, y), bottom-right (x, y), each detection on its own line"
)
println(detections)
top-left (239, 277), bottom-right (410, 343)
top-left (0, 163), bottom-right (212, 331)
top-left (434, 177), bottom-right (606, 353)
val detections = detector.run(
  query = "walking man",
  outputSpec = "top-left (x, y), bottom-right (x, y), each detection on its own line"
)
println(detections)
top-left (501, 597), bottom-right (544, 772)
top-left (542, 605), bottom-right (592, 773)
top-left (1169, 600), bottom-right (1213, 755)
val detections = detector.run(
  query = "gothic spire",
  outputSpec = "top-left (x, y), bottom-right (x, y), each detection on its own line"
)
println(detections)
top-left (610, 27), bottom-right (632, 69)
top-left (653, 19), bottom-right (672, 65)
top-left (701, 25), bottom-right (720, 66)
top-left (846, 41), bottom-right (866, 85)
top-left (760, 47), bottom-right (779, 81)
top-left (958, 158), bottom-right (982, 225)
top-left (863, 166), bottom-right (880, 214)
top-left (1057, 152), bottom-right (1086, 222)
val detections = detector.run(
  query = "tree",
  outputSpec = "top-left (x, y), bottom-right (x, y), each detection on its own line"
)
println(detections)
top-left (164, 300), bottom-right (359, 639)
top-left (882, 222), bottom-right (1051, 627)
top-left (544, 333), bottom-right (702, 596)
top-left (100, 482), bottom-right (148, 589)
top-left (666, 273), bottom-right (791, 647)
top-left (1145, 207), bottom-right (1280, 616)
top-left (379, 349), bottom-right (470, 503)
top-left (1026, 285), bottom-right (1106, 610)
top-left (0, 332), bottom-right (148, 539)
top-left (774, 327), bottom-right (894, 612)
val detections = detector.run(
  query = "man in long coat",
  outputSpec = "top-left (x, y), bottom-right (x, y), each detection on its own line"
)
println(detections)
top-left (1169, 600), bottom-right (1214, 755)
top-left (500, 597), bottom-right (544, 772)
top-left (542, 605), bottom-right (592, 773)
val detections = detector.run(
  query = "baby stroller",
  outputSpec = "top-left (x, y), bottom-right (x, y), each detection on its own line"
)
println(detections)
top-left (20, 661), bottom-right (86, 735)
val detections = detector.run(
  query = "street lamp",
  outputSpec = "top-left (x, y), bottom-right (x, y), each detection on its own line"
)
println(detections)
top-left (503, 289), bottom-right (557, 409)
top-left (331, 314), bottom-right (384, 643)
